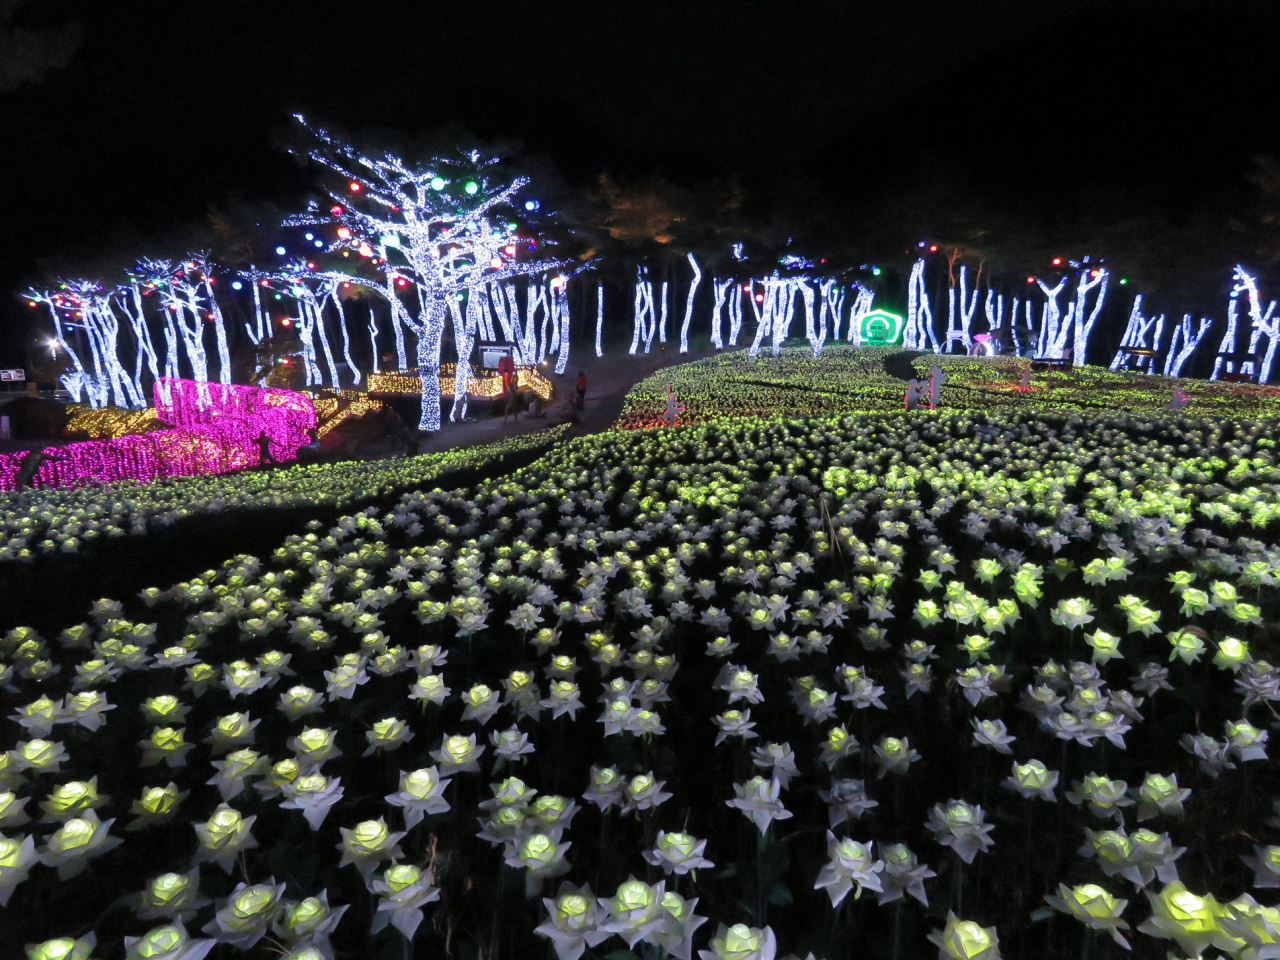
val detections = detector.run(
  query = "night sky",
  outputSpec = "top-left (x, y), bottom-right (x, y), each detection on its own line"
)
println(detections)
top-left (2, 0), bottom-right (1279, 369)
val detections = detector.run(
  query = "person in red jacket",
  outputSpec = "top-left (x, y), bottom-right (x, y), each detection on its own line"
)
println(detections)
top-left (575, 370), bottom-right (587, 408)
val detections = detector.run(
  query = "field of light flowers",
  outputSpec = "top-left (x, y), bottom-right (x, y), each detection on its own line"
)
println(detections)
top-left (0, 350), bottom-right (1278, 960)
top-left (615, 346), bottom-right (1280, 429)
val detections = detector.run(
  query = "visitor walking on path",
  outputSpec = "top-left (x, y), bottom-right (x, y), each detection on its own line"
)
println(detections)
top-left (254, 431), bottom-right (278, 466)
top-left (502, 377), bottom-right (520, 425)
top-left (576, 370), bottom-right (587, 408)
top-left (14, 448), bottom-right (58, 491)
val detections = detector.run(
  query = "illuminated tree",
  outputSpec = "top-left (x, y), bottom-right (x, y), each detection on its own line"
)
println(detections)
top-left (1212, 265), bottom-right (1278, 383)
top-left (904, 259), bottom-right (937, 351)
top-left (1163, 313), bottom-right (1213, 377)
top-left (1109, 295), bottom-right (1165, 371)
top-left (286, 116), bottom-right (565, 431)
top-left (944, 265), bottom-right (980, 353)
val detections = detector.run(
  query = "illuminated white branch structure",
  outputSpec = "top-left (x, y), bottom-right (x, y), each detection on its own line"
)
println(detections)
top-left (944, 266), bottom-right (979, 353)
top-left (285, 115), bottom-right (564, 430)
top-left (904, 259), bottom-right (936, 351)
top-left (1109, 295), bottom-right (1165, 371)
top-left (1212, 266), bottom-right (1278, 383)
top-left (630, 267), bottom-right (656, 354)
top-left (595, 283), bottom-right (604, 357)
top-left (679, 252), bottom-right (701, 353)
top-left (1164, 314), bottom-right (1213, 377)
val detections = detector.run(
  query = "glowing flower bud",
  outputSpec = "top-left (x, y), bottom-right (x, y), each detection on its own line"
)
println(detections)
top-left (1225, 719), bottom-right (1268, 761)
top-left (1044, 883), bottom-right (1130, 947)
top-left (815, 832), bottom-right (884, 906)
top-left (1136, 882), bottom-right (1235, 957)
top-left (644, 831), bottom-right (715, 876)
top-left (202, 880), bottom-right (285, 950)
top-left (135, 869), bottom-right (203, 922)
top-left (1066, 774), bottom-right (1134, 818)
top-left (535, 882), bottom-right (608, 960)
top-left (38, 810), bottom-right (121, 879)
top-left (194, 805), bottom-right (257, 873)
top-left (63, 691), bottom-right (113, 732)
top-left (430, 733), bottom-right (484, 773)
top-left (387, 766), bottom-right (452, 828)
top-left (206, 712), bottom-right (258, 755)
top-left (410, 672), bottom-right (450, 705)
top-left (1051, 598), bottom-right (1095, 631)
top-left (624, 773), bottom-right (672, 813)
top-left (337, 818), bottom-right (404, 875)
top-left (925, 801), bottom-right (994, 864)
top-left (603, 877), bottom-right (666, 948)
top-left (289, 727), bottom-right (341, 767)
top-left (280, 774), bottom-right (345, 831)
top-left (277, 686), bottom-right (325, 721)
top-left (1214, 637), bottom-right (1251, 672)
top-left (24, 935), bottom-right (97, 960)
top-left (12, 738), bottom-right (69, 775)
top-left (583, 765), bottom-right (626, 811)
top-left (272, 890), bottom-right (348, 947)
top-left (0, 834), bottom-right (37, 907)
top-left (370, 864), bottom-right (440, 941)
top-left (1167, 629), bottom-right (1206, 665)
top-left (141, 695), bottom-right (188, 726)
top-left (0, 790), bottom-right (30, 829)
top-left (697, 922), bottom-right (778, 960)
top-left (364, 717), bottom-right (414, 756)
top-left (123, 920), bottom-right (216, 960)
top-left (1134, 773), bottom-right (1190, 821)
top-left (139, 727), bottom-right (194, 768)
top-left (925, 913), bottom-right (1002, 960)
top-left (873, 736), bottom-right (920, 778)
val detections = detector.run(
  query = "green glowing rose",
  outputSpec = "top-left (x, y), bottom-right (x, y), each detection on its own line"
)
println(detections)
top-left (927, 912), bottom-right (1001, 960)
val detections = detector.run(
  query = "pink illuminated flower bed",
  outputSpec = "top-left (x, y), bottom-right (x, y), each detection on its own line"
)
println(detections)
top-left (0, 378), bottom-right (315, 491)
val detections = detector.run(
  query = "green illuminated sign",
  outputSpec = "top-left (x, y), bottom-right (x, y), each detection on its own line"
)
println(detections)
top-left (859, 309), bottom-right (905, 345)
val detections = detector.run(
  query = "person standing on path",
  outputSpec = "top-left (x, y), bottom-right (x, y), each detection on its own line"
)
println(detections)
top-left (575, 370), bottom-right (587, 409)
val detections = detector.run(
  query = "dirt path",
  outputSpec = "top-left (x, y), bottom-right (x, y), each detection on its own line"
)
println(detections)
top-left (411, 343), bottom-right (735, 456)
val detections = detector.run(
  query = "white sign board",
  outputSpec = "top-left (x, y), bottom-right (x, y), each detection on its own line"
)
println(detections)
top-left (0, 369), bottom-right (25, 382)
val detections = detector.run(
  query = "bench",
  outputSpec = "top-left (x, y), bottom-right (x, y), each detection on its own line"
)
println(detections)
top-left (1030, 357), bottom-right (1072, 372)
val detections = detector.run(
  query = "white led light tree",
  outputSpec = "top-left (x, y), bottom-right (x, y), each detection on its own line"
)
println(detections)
top-left (1034, 268), bottom-right (1107, 363)
top-left (114, 279), bottom-right (162, 403)
top-left (1211, 266), bottom-right (1278, 383)
top-left (819, 279), bottom-right (844, 343)
top-left (135, 258), bottom-right (227, 388)
top-left (1109, 295), bottom-right (1165, 371)
top-left (286, 116), bottom-right (565, 431)
top-left (799, 279), bottom-right (825, 356)
top-left (595, 282), bottom-right (604, 357)
top-left (709, 277), bottom-right (733, 349)
top-left (679, 252), bottom-right (702, 354)
top-left (944, 266), bottom-right (980, 353)
top-left (26, 284), bottom-right (107, 407)
top-left (1164, 314), bottom-right (1213, 377)
top-left (904, 259), bottom-right (937, 351)
top-left (630, 266), bottom-right (656, 354)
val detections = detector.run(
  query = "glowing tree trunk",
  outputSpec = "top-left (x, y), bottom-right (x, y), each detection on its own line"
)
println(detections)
top-left (630, 267), bottom-right (656, 354)
top-left (944, 266), bottom-right (979, 353)
top-left (413, 297), bottom-right (448, 429)
top-left (656, 280), bottom-right (668, 349)
top-left (800, 280), bottom-right (825, 356)
top-left (368, 307), bottom-right (381, 374)
top-left (1213, 266), bottom-right (1279, 382)
top-left (116, 282), bottom-right (161, 403)
top-left (905, 259), bottom-right (937, 351)
top-left (1034, 277), bottom-right (1068, 358)
top-left (1109, 295), bottom-right (1165, 371)
top-left (450, 293), bottom-right (478, 421)
top-left (679, 253), bottom-right (701, 353)
top-left (820, 279), bottom-right (845, 343)
top-left (1070, 269), bottom-right (1109, 365)
top-left (595, 283), bottom-right (604, 357)
top-left (769, 277), bottom-right (798, 356)
top-left (329, 288), bottom-right (361, 385)
top-left (710, 278), bottom-right (733, 349)
top-left (1164, 314), bottom-right (1213, 377)
top-left (29, 289), bottom-right (103, 406)
top-left (552, 278), bottom-right (572, 375)
top-left (982, 290), bottom-right (1005, 349)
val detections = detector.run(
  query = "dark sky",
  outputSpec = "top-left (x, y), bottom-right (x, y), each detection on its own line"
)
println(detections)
top-left (2, 0), bottom-right (1279, 367)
